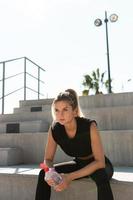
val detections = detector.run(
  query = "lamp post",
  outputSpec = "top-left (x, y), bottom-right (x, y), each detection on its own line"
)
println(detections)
top-left (94, 11), bottom-right (118, 93)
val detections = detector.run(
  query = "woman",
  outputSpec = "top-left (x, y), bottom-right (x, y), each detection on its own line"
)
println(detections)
top-left (35, 89), bottom-right (114, 200)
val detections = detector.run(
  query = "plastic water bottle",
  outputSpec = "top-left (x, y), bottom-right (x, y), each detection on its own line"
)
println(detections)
top-left (40, 163), bottom-right (63, 186)
top-left (45, 168), bottom-right (63, 185)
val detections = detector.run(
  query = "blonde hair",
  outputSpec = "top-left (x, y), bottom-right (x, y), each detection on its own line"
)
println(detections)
top-left (51, 89), bottom-right (84, 119)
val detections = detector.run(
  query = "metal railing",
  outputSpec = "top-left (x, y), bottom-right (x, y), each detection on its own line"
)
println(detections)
top-left (0, 57), bottom-right (45, 114)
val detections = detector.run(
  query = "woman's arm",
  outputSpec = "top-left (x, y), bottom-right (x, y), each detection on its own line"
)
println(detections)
top-left (43, 127), bottom-right (57, 168)
top-left (68, 122), bottom-right (105, 181)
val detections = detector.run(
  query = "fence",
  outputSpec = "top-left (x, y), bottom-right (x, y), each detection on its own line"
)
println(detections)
top-left (0, 57), bottom-right (45, 114)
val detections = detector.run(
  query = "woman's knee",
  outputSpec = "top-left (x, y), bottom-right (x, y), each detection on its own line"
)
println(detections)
top-left (91, 168), bottom-right (109, 185)
top-left (38, 169), bottom-right (45, 181)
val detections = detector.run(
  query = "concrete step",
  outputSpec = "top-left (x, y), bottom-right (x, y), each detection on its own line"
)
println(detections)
top-left (1, 106), bottom-right (133, 130)
top-left (19, 98), bottom-right (53, 107)
top-left (0, 120), bottom-right (49, 133)
top-left (13, 104), bottom-right (51, 114)
top-left (100, 130), bottom-right (133, 166)
top-left (0, 147), bottom-right (23, 166)
top-left (19, 92), bottom-right (133, 109)
top-left (79, 92), bottom-right (133, 108)
top-left (0, 112), bottom-right (52, 124)
top-left (83, 105), bottom-right (133, 130)
top-left (0, 131), bottom-right (132, 166)
top-left (0, 133), bottom-right (71, 164)
top-left (0, 164), bottom-right (132, 200)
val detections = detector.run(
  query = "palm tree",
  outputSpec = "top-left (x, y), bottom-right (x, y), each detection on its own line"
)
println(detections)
top-left (82, 74), bottom-right (93, 95)
top-left (91, 68), bottom-right (106, 94)
top-left (82, 68), bottom-right (109, 95)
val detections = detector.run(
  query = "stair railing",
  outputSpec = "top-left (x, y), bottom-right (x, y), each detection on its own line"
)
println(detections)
top-left (0, 57), bottom-right (45, 114)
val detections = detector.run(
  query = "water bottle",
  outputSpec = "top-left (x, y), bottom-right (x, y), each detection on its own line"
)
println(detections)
top-left (46, 168), bottom-right (63, 185)
top-left (40, 163), bottom-right (63, 186)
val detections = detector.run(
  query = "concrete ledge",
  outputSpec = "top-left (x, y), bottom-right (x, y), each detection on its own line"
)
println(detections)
top-left (83, 106), bottom-right (133, 130)
top-left (20, 120), bottom-right (49, 132)
top-left (2, 106), bottom-right (133, 130)
top-left (0, 131), bottom-right (133, 166)
top-left (14, 105), bottom-right (51, 114)
top-left (0, 128), bottom-right (132, 167)
top-left (19, 98), bottom-right (53, 107)
top-left (0, 112), bottom-right (52, 124)
top-left (19, 92), bottom-right (133, 109)
top-left (0, 120), bottom-right (49, 133)
top-left (0, 147), bottom-right (23, 166)
top-left (0, 165), bottom-right (132, 200)
top-left (79, 92), bottom-right (133, 108)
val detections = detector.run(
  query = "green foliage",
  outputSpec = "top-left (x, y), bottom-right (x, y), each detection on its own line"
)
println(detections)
top-left (82, 68), bottom-right (110, 95)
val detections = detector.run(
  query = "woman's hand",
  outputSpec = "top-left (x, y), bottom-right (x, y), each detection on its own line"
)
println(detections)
top-left (44, 177), bottom-right (56, 187)
top-left (54, 174), bottom-right (72, 192)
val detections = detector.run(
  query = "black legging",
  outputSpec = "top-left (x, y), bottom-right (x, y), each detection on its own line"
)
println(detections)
top-left (35, 156), bottom-right (114, 200)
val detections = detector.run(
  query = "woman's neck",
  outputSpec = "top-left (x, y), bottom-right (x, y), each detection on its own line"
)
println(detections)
top-left (64, 118), bottom-right (77, 138)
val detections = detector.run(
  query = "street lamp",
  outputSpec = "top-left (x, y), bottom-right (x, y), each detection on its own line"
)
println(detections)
top-left (94, 11), bottom-right (118, 93)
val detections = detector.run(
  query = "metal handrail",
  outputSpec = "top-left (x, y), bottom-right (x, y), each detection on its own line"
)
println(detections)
top-left (0, 87), bottom-right (24, 100)
top-left (0, 57), bottom-right (45, 114)
top-left (25, 57), bottom-right (45, 72)
top-left (0, 56), bottom-right (25, 64)
top-left (26, 86), bottom-right (44, 96)
top-left (0, 72), bottom-right (24, 82)
top-left (26, 72), bottom-right (45, 84)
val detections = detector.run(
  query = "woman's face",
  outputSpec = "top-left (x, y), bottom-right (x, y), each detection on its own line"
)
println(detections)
top-left (53, 100), bottom-right (77, 125)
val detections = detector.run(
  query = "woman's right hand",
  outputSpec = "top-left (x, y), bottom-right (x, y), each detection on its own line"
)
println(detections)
top-left (44, 177), bottom-right (55, 187)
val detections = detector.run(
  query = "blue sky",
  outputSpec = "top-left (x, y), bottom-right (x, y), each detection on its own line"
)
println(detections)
top-left (0, 0), bottom-right (133, 112)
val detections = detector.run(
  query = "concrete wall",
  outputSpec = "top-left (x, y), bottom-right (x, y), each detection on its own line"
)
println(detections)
top-left (0, 92), bottom-right (133, 166)
top-left (18, 92), bottom-right (133, 109)
top-left (10, 92), bottom-right (133, 131)
top-left (0, 133), bottom-right (71, 164)
top-left (0, 131), bottom-right (133, 166)
top-left (1, 105), bottom-right (133, 131)
top-left (79, 92), bottom-right (133, 108)
top-left (0, 173), bottom-right (132, 200)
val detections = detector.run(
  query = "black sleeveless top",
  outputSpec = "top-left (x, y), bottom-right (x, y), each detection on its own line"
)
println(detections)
top-left (51, 117), bottom-right (97, 157)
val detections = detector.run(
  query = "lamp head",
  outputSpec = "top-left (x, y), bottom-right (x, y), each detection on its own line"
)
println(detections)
top-left (110, 14), bottom-right (118, 22)
top-left (94, 18), bottom-right (102, 26)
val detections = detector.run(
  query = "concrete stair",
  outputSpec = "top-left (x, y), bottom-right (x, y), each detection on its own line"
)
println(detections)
top-left (0, 147), bottom-right (23, 166)
top-left (0, 120), bottom-right (49, 133)
top-left (1, 106), bottom-right (133, 131)
top-left (0, 131), bottom-right (132, 166)
top-left (79, 92), bottom-right (133, 108)
top-left (0, 92), bottom-right (133, 199)
top-left (0, 164), bottom-right (132, 200)
top-left (0, 98), bottom-right (52, 134)
top-left (13, 104), bottom-right (51, 114)
top-left (0, 131), bottom-right (132, 199)
top-left (83, 106), bottom-right (133, 130)
top-left (0, 112), bottom-right (51, 124)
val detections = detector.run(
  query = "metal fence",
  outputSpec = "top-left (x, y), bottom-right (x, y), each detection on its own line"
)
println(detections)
top-left (0, 57), bottom-right (45, 114)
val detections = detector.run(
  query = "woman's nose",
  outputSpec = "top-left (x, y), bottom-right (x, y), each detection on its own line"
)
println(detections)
top-left (60, 111), bottom-right (64, 117)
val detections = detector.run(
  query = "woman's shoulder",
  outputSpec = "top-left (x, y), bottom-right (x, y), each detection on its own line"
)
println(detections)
top-left (76, 117), bottom-right (97, 125)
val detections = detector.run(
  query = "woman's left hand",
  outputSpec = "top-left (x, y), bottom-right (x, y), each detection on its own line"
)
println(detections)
top-left (54, 174), bottom-right (71, 192)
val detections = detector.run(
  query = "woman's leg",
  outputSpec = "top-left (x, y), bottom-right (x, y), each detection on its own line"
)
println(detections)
top-left (55, 159), bottom-right (114, 200)
top-left (35, 161), bottom-right (80, 200)
top-left (35, 158), bottom-right (114, 200)
top-left (35, 169), bottom-right (51, 200)
top-left (90, 163), bottom-right (114, 200)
